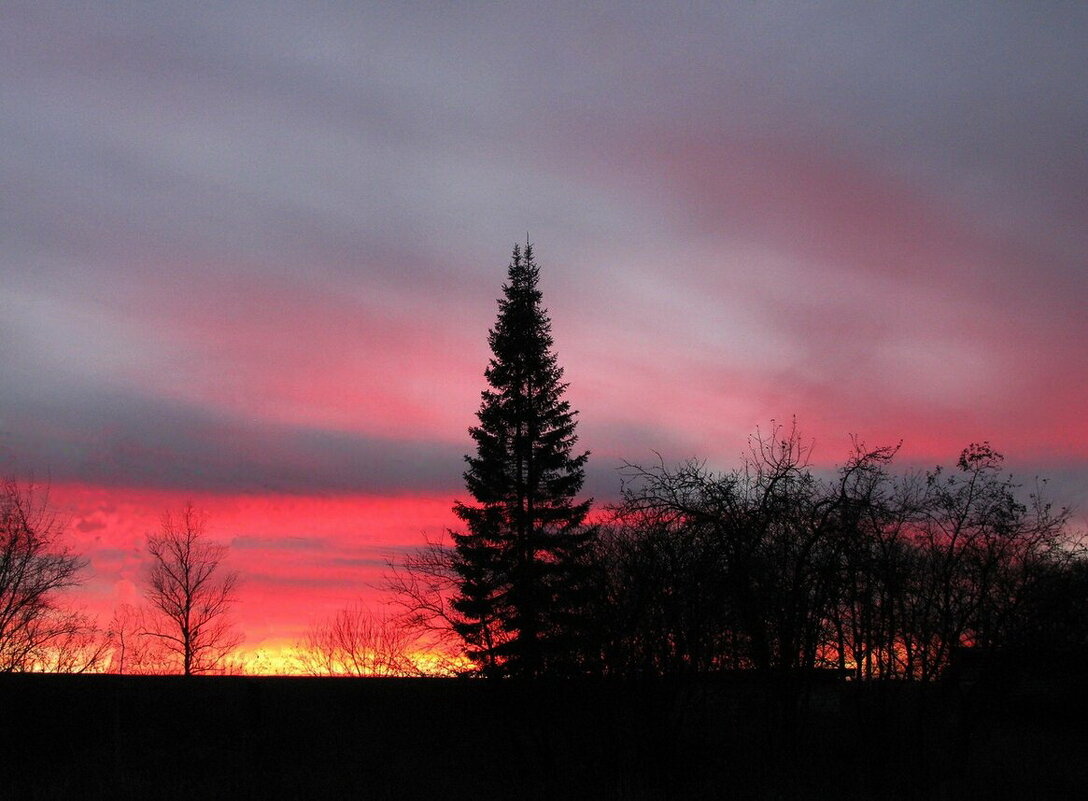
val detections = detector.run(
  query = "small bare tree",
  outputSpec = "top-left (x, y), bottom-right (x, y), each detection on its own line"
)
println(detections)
top-left (144, 505), bottom-right (240, 675)
top-left (0, 478), bottom-right (102, 672)
top-left (106, 603), bottom-right (171, 674)
top-left (297, 604), bottom-right (423, 676)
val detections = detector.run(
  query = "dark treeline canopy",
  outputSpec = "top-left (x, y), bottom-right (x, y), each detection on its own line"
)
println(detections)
top-left (598, 431), bottom-right (1083, 680)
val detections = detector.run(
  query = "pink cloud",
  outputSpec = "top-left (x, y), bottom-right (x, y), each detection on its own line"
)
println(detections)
top-left (552, 129), bottom-right (1087, 466)
top-left (39, 265), bottom-right (490, 443)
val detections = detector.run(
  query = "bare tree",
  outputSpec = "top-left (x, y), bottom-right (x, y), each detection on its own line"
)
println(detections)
top-left (296, 603), bottom-right (424, 676)
top-left (608, 421), bottom-right (835, 675)
top-left (106, 603), bottom-right (140, 674)
top-left (891, 443), bottom-right (1072, 680)
top-left (106, 603), bottom-right (170, 674)
top-left (385, 536), bottom-right (472, 674)
top-left (144, 505), bottom-right (240, 675)
top-left (33, 613), bottom-right (108, 673)
top-left (0, 478), bottom-right (102, 672)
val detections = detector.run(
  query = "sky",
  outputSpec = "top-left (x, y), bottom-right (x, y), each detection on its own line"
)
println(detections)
top-left (2, 2), bottom-right (1086, 667)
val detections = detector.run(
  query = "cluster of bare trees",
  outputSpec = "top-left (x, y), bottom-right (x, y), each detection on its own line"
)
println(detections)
top-left (0, 476), bottom-right (430, 676)
top-left (293, 604), bottom-right (434, 676)
top-left (592, 425), bottom-right (1082, 679)
top-left (0, 479), bottom-right (244, 675)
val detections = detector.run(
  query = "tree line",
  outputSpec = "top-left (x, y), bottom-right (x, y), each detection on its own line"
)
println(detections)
top-left (2, 242), bottom-right (1085, 678)
top-left (389, 242), bottom-right (1087, 680)
top-left (595, 430), bottom-right (1082, 679)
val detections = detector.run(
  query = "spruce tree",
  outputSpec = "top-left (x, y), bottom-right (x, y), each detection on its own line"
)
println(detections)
top-left (450, 242), bottom-right (595, 677)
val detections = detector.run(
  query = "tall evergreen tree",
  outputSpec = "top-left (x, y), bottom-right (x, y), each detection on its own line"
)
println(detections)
top-left (450, 242), bottom-right (595, 677)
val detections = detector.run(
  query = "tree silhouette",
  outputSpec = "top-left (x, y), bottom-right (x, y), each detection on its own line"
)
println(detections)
top-left (0, 478), bottom-right (103, 672)
top-left (143, 504), bottom-right (240, 675)
top-left (450, 242), bottom-right (596, 677)
top-left (603, 431), bottom-right (1080, 680)
top-left (608, 422), bottom-right (832, 674)
top-left (296, 604), bottom-right (422, 676)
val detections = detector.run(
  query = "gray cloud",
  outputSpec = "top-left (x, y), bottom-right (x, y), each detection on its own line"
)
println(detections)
top-left (231, 536), bottom-right (329, 552)
top-left (0, 378), bottom-right (466, 495)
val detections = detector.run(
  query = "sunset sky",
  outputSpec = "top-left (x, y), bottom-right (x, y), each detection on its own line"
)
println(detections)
top-left (2, 2), bottom-right (1086, 665)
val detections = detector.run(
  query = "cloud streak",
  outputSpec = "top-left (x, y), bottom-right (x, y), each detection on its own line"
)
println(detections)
top-left (0, 380), bottom-right (467, 495)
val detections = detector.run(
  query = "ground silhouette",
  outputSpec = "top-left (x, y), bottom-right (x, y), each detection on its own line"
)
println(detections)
top-left (3, 668), bottom-right (1086, 800)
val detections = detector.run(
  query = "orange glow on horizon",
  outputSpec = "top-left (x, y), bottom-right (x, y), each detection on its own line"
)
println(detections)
top-left (231, 642), bottom-right (470, 677)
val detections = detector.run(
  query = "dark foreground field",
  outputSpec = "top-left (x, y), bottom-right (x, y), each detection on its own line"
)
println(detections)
top-left (2, 669), bottom-right (1086, 800)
